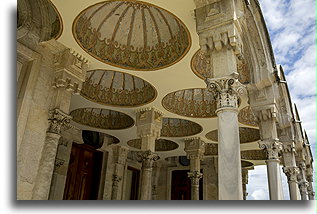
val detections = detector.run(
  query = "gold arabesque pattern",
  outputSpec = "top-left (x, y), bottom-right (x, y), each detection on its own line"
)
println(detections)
top-left (70, 108), bottom-right (134, 130)
top-left (161, 118), bottom-right (202, 137)
top-left (73, 0), bottom-right (191, 70)
top-left (205, 127), bottom-right (260, 144)
top-left (81, 70), bottom-right (157, 107)
top-left (127, 138), bottom-right (179, 151)
top-left (238, 106), bottom-right (258, 127)
top-left (162, 88), bottom-right (217, 118)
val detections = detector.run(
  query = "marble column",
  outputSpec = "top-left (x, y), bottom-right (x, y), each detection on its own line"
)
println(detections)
top-left (152, 162), bottom-right (161, 200)
top-left (111, 145), bottom-right (129, 200)
top-left (135, 108), bottom-right (162, 200)
top-left (206, 73), bottom-right (245, 200)
top-left (184, 137), bottom-right (205, 200)
top-left (32, 108), bottom-right (71, 200)
top-left (297, 161), bottom-right (309, 200)
top-left (137, 150), bottom-right (160, 200)
top-left (281, 142), bottom-right (300, 200)
top-left (259, 139), bottom-right (284, 200)
top-left (306, 167), bottom-right (315, 200)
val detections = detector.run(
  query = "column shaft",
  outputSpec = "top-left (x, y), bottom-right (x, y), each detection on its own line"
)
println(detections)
top-left (32, 133), bottom-right (61, 200)
top-left (218, 110), bottom-right (243, 200)
top-left (266, 159), bottom-right (284, 200)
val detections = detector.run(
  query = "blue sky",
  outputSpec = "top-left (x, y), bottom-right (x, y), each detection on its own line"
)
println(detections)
top-left (247, 0), bottom-right (316, 200)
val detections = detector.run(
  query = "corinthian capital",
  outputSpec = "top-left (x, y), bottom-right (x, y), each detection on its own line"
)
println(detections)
top-left (205, 73), bottom-right (246, 110)
top-left (136, 150), bottom-right (160, 168)
top-left (258, 139), bottom-right (282, 160)
top-left (188, 171), bottom-right (203, 185)
top-left (47, 108), bottom-right (72, 134)
top-left (283, 166), bottom-right (299, 182)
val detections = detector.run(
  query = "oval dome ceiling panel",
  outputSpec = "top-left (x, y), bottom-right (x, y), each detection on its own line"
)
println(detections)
top-left (127, 138), bottom-right (179, 151)
top-left (161, 118), bottom-right (202, 137)
top-left (205, 127), bottom-right (260, 144)
top-left (162, 88), bottom-right (217, 118)
top-left (73, 0), bottom-right (191, 70)
top-left (81, 70), bottom-right (157, 107)
top-left (70, 108), bottom-right (134, 130)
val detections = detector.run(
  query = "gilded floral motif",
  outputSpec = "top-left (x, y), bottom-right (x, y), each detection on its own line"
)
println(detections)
top-left (73, 1), bottom-right (191, 70)
top-left (161, 118), bottom-right (202, 137)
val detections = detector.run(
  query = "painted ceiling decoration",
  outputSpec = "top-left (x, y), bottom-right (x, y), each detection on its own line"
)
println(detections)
top-left (204, 143), bottom-right (218, 156)
top-left (241, 160), bottom-right (254, 169)
top-left (238, 106), bottom-right (259, 127)
top-left (161, 118), bottom-right (202, 137)
top-left (162, 88), bottom-right (218, 118)
top-left (205, 127), bottom-right (260, 144)
top-left (127, 138), bottom-right (179, 151)
top-left (191, 49), bottom-right (250, 84)
top-left (70, 108), bottom-right (134, 130)
top-left (81, 69), bottom-right (157, 107)
top-left (241, 150), bottom-right (268, 160)
top-left (73, 0), bottom-right (191, 70)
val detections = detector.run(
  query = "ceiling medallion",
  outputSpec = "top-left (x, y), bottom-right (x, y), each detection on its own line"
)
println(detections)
top-left (162, 88), bottom-right (217, 118)
top-left (81, 69), bottom-right (157, 107)
top-left (73, 0), bottom-right (191, 70)
top-left (127, 138), bottom-right (179, 151)
top-left (161, 118), bottom-right (202, 137)
top-left (241, 150), bottom-right (268, 160)
top-left (205, 127), bottom-right (260, 144)
top-left (70, 108), bottom-right (134, 130)
top-left (191, 49), bottom-right (250, 84)
top-left (238, 106), bottom-right (259, 127)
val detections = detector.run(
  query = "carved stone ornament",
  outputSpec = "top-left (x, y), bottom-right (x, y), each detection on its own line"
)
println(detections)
top-left (191, 49), bottom-right (250, 84)
top-left (112, 174), bottom-right (122, 185)
top-left (188, 171), bottom-right (203, 179)
top-left (205, 73), bottom-right (246, 110)
top-left (283, 166), bottom-right (299, 182)
top-left (136, 150), bottom-right (160, 168)
top-left (73, 0), bottom-right (191, 71)
top-left (282, 141), bottom-right (296, 154)
top-left (54, 158), bottom-right (65, 169)
top-left (47, 108), bottom-right (72, 134)
top-left (299, 181), bottom-right (309, 192)
top-left (258, 139), bottom-right (282, 160)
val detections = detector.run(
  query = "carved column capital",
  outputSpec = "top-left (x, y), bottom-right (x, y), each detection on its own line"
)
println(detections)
top-left (283, 166), bottom-right (299, 182)
top-left (136, 150), bottom-right (160, 168)
top-left (188, 171), bottom-right (203, 185)
top-left (299, 181), bottom-right (309, 192)
top-left (259, 139), bottom-right (282, 160)
top-left (136, 108), bottom-right (163, 145)
top-left (282, 141), bottom-right (296, 153)
top-left (205, 73), bottom-right (246, 110)
top-left (112, 175), bottom-right (122, 185)
top-left (184, 137), bottom-right (205, 160)
top-left (47, 108), bottom-right (72, 134)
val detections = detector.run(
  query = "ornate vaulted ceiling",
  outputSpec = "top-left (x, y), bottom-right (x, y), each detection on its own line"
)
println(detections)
top-left (73, 0), bottom-right (191, 70)
top-left (127, 138), bottom-right (179, 151)
top-left (52, 0), bottom-right (265, 165)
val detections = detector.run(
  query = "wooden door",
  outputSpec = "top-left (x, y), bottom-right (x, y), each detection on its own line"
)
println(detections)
top-left (63, 143), bottom-right (103, 200)
top-left (171, 170), bottom-right (203, 200)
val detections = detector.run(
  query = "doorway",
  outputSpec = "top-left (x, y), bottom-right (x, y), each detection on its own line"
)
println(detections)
top-left (63, 143), bottom-right (103, 200)
top-left (171, 170), bottom-right (203, 200)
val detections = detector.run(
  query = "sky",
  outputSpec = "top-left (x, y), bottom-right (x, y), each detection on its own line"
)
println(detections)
top-left (247, 0), bottom-right (316, 200)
